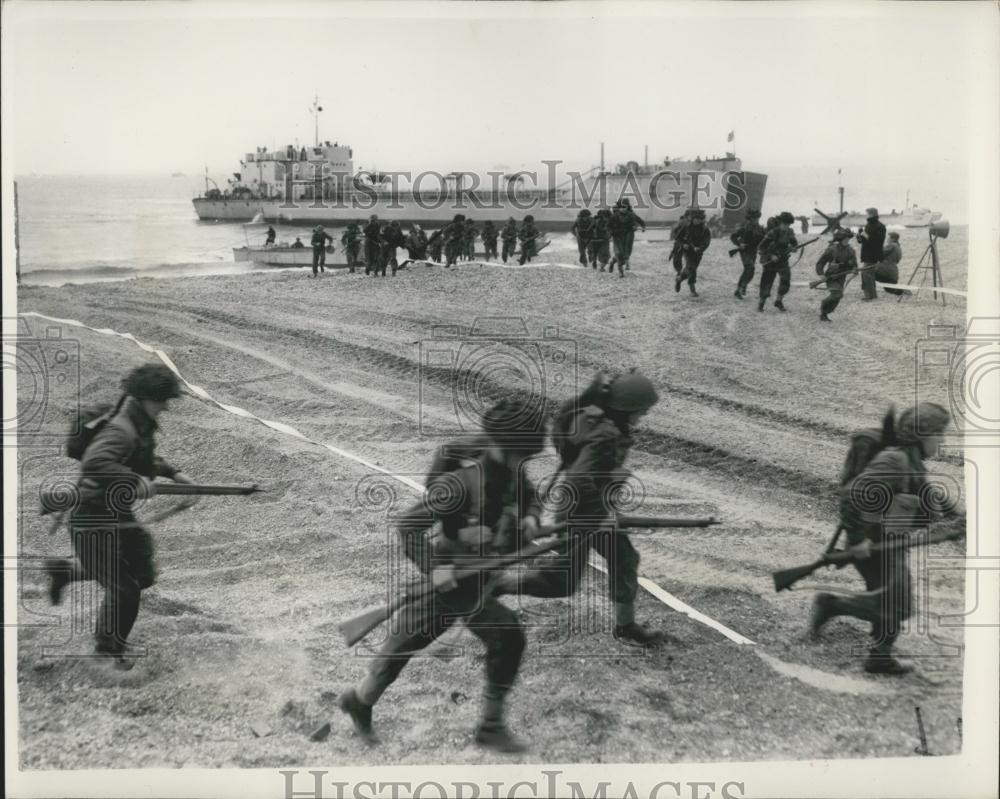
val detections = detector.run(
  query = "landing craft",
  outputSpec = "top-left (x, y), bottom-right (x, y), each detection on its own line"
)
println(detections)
top-left (194, 132), bottom-right (767, 231)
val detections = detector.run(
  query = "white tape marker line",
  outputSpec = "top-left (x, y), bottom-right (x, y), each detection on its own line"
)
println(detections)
top-left (19, 312), bottom-right (423, 493)
top-left (21, 311), bottom-right (891, 694)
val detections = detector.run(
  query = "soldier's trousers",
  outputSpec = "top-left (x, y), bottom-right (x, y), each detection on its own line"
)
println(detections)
top-left (624, 229), bottom-right (636, 261)
top-left (860, 261), bottom-right (878, 299)
top-left (445, 240), bottom-right (462, 267)
top-left (429, 243), bottom-right (443, 263)
top-left (824, 546), bottom-right (912, 649)
top-left (736, 252), bottom-right (757, 293)
top-left (312, 247), bottom-right (327, 275)
top-left (671, 249), bottom-right (684, 275)
top-left (69, 519), bottom-right (156, 654)
top-left (345, 244), bottom-right (360, 273)
top-left (759, 262), bottom-right (791, 299)
top-left (680, 251), bottom-right (704, 286)
top-left (577, 238), bottom-right (590, 266)
top-left (612, 235), bottom-right (629, 271)
top-left (484, 241), bottom-right (498, 261)
top-left (518, 241), bottom-right (536, 266)
top-left (501, 239), bottom-right (516, 263)
top-left (380, 245), bottom-right (397, 276)
top-left (364, 241), bottom-right (381, 275)
top-left (359, 587), bottom-right (525, 708)
top-left (588, 241), bottom-right (610, 270)
top-left (504, 527), bottom-right (641, 606)
top-left (820, 275), bottom-right (846, 316)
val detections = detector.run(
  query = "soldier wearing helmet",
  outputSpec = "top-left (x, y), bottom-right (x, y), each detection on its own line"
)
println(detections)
top-left (730, 209), bottom-right (765, 299)
top-left (571, 209), bottom-right (594, 268)
top-left (362, 215), bottom-right (383, 275)
top-left (675, 209), bottom-right (711, 297)
top-left (810, 402), bottom-right (962, 674)
top-left (756, 211), bottom-right (799, 312)
top-left (494, 369), bottom-right (668, 646)
top-left (44, 363), bottom-right (193, 670)
top-left (814, 228), bottom-right (859, 321)
top-left (480, 220), bottom-right (499, 261)
top-left (517, 215), bottom-right (539, 265)
top-left (337, 399), bottom-right (546, 754)
top-left (310, 224), bottom-right (334, 277)
top-left (500, 217), bottom-right (519, 263)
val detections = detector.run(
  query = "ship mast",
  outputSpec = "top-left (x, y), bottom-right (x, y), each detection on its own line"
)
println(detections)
top-left (309, 94), bottom-right (323, 147)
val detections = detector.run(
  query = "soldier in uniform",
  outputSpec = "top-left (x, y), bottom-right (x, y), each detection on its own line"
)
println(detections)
top-left (493, 370), bottom-right (667, 645)
top-left (856, 207), bottom-right (887, 301)
top-left (500, 218), bottom-right (518, 264)
top-left (404, 224), bottom-right (428, 262)
top-left (730, 209), bottom-right (765, 299)
top-left (669, 210), bottom-right (691, 278)
top-left (427, 226), bottom-right (445, 263)
top-left (588, 210), bottom-right (612, 272)
top-left (336, 400), bottom-right (547, 753)
top-left (875, 231), bottom-right (905, 295)
top-left (756, 211), bottom-right (799, 312)
top-left (571, 210), bottom-right (594, 268)
top-left (676, 209), bottom-right (711, 296)
top-left (340, 223), bottom-right (361, 274)
top-left (310, 225), bottom-right (334, 277)
top-left (481, 220), bottom-right (499, 261)
top-left (377, 221), bottom-right (406, 277)
top-left (810, 403), bottom-right (959, 674)
top-left (444, 214), bottom-right (466, 268)
top-left (517, 215), bottom-right (539, 265)
top-left (363, 215), bottom-right (383, 276)
top-left (264, 226), bottom-right (276, 246)
top-left (610, 199), bottom-right (646, 272)
top-left (814, 228), bottom-right (858, 321)
top-left (463, 218), bottom-right (479, 262)
top-left (43, 365), bottom-right (193, 670)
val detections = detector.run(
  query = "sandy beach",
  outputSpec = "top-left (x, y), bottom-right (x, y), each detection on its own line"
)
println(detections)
top-left (15, 231), bottom-right (969, 767)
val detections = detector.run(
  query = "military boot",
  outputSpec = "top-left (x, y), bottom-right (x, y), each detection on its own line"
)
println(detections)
top-left (675, 274), bottom-right (683, 292)
top-left (774, 299), bottom-right (786, 311)
top-left (613, 602), bottom-right (668, 646)
top-left (864, 643), bottom-right (913, 676)
top-left (809, 592), bottom-right (838, 638)
top-left (44, 558), bottom-right (72, 606)
top-left (820, 312), bottom-right (832, 322)
top-left (475, 689), bottom-right (527, 753)
top-left (757, 298), bottom-right (766, 312)
top-left (337, 688), bottom-right (377, 744)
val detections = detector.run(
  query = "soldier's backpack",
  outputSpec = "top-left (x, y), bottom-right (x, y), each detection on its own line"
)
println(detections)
top-left (839, 407), bottom-right (896, 487)
top-left (425, 433), bottom-right (492, 483)
top-left (65, 395), bottom-right (127, 461)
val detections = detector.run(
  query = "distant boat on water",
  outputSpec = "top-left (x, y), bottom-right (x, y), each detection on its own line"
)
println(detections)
top-left (811, 184), bottom-right (942, 229)
top-left (171, 171), bottom-right (185, 178)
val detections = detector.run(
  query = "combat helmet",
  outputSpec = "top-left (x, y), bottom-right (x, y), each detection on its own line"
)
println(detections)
top-left (897, 402), bottom-right (950, 440)
top-left (605, 369), bottom-right (659, 412)
top-left (122, 363), bottom-right (181, 402)
top-left (779, 211), bottom-right (795, 225)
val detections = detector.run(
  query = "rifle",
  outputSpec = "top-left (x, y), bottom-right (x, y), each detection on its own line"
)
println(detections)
top-left (338, 527), bottom-right (567, 647)
top-left (39, 483), bottom-right (262, 515)
top-left (772, 525), bottom-right (963, 593)
top-left (760, 236), bottom-right (820, 266)
top-left (617, 515), bottom-right (720, 528)
top-left (809, 262), bottom-right (877, 289)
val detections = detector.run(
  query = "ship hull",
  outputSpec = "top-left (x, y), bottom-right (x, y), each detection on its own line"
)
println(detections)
top-left (196, 171), bottom-right (768, 230)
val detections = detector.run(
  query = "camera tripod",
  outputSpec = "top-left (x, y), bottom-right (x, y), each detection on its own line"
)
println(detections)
top-left (900, 226), bottom-right (947, 306)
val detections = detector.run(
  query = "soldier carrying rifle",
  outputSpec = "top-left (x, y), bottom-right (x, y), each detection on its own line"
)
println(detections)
top-left (807, 403), bottom-right (962, 674)
top-left (43, 365), bottom-right (195, 670)
top-left (814, 228), bottom-right (858, 322)
top-left (336, 400), bottom-right (548, 753)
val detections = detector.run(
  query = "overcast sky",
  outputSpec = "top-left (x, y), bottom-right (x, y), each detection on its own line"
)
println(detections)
top-left (2, 1), bottom-right (994, 181)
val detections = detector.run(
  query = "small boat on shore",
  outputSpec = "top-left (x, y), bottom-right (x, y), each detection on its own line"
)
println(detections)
top-left (233, 244), bottom-right (349, 268)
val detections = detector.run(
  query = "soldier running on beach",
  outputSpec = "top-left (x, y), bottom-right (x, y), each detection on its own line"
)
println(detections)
top-left (756, 211), bottom-right (798, 312)
top-left (610, 199), bottom-right (645, 273)
top-left (336, 400), bottom-right (547, 753)
top-left (571, 210), bottom-right (594, 267)
top-left (404, 224), bottom-right (428, 262)
top-left (669, 210), bottom-right (690, 279)
top-left (444, 214), bottom-right (466, 268)
top-left (810, 403), bottom-right (962, 674)
top-left (265, 226), bottom-right (276, 246)
top-left (310, 225), bottom-right (333, 277)
top-left (518, 215), bottom-right (539, 265)
top-left (379, 220), bottom-right (405, 277)
top-left (481, 221), bottom-right (499, 262)
top-left (814, 228), bottom-right (858, 321)
top-left (730, 209), bottom-right (765, 299)
top-left (341, 223), bottom-right (361, 273)
top-left (44, 365), bottom-right (193, 670)
top-left (675, 209), bottom-right (711, 296)
top-left (463, 218), bottom-right (478, 262)
top-left (500, 218), bottom-right (518, 263)
top-left (363, 215), bottom-right (382, 276)
top-left (588, 210), bottom-right (612, 272)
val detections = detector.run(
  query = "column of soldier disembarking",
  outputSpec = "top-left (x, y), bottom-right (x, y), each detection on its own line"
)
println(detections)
top-left (40, 357), bottom-right (964, 753)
